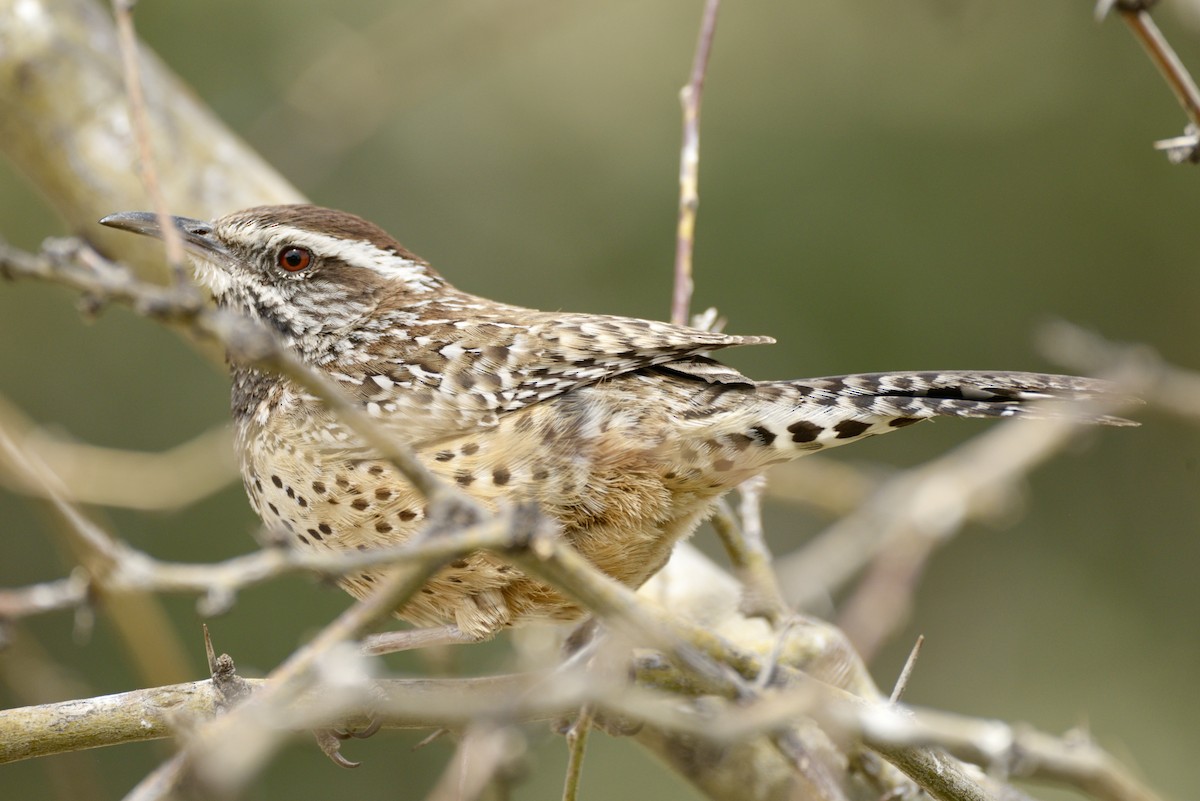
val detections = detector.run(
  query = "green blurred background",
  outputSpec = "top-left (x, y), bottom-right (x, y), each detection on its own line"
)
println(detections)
top-left (1, 1), bottom-right (1197, 798)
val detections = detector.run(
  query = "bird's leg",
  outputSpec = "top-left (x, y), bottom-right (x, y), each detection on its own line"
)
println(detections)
top-left (361, 624), bottom-right (482, 655)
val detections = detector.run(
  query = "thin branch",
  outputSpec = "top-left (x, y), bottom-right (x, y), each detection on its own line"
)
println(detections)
top-left (838, 703), bottom-right (1164, 801)
top-left (1119, 6), bottom-right (1200, 128)
top-left (560, 706), bottom-right (594, 801)
top-left (1101, 2), bottom-right (1200, 161)
top-left (709, 500), bottom-right (787, 624)
top-left (111, 0), bottom-right (190, 284)
top-left (671, 0), bottom-right (721, 326)
top-left (1040, 318), bottom-right (1200, 423)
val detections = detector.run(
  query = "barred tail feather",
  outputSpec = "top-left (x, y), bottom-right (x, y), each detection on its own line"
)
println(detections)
top-left (751, 370), bottom-right (1136, 454)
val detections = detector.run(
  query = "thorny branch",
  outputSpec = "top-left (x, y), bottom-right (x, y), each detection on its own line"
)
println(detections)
top-left (0, 623), bottom-right (1163, 801)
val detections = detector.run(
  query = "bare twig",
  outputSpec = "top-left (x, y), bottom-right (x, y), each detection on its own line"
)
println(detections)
top-left (671, 0), bottom-right (721, 326)
top-left (838, 703), bottom-right (1163, 801)
top-left (1041, 319), bottom-right (1200, 423)
top-left (1101, 2), bottom-right (1200, 161)
top-left (111, 0), bottom-right (190, 284)
top-left (560, 706), bottom-right (594, 801)
top-left (709, 499), bottom-right (788, 623)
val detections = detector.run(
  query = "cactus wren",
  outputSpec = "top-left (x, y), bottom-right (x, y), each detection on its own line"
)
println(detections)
top-left (101, 205), bottom-right (1132, 643)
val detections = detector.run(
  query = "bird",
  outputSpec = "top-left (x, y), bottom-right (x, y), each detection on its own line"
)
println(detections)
top-left (100, 204), bottom-right (1134, 646)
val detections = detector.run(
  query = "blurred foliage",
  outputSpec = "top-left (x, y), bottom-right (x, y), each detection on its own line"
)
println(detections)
top-left (1, 1), bottom-right (1198, 799)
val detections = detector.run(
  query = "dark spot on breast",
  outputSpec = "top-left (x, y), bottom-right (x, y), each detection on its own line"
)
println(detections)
top-left (351, 498), bottom-right (370, 511)
top-left (492, 467), bottom-right (510, 485)
top-left (312, 480), bottom-right (326, 494)
top-left (310, 528), bottom-right (323, 541)
top-left (318, 523), bottom-right (333, 535)
top-left (398, 509), bottom-right (418, 521)
top-left (834, 419), bottom-right (872, 439)
top-left (450, 559), bottom-right (470, 569)
top-left (421, 587), bottom-right (435, 595)
top-left (434, 451), bottom-right (455, 462)
top-left (267, 503), bottom-right (280, 516)
top-left (375, 487), bottom-right (392, 500)
top-left (297, 534), bottom-right (309, 545)
top-left (750, 426), bottom-right (777, 446)
top-left (532, 469), bottom-right (549, 481)
top-left (361, 574), bottom-right (374, 584)
top-left (461, 442), bottom-right (479, 455)
top-left (271, 475), bottom-right (283, 488)
top-left (367, 464), bottom-right (385, 476)
top-left (714, 458), bottom-right (734, 471)
top-left (336, 475), bottom-right (351, 489)
top-left (375, 521), bottom-right (393, 533)
top-left (254, 478), bottom-right (263, 493)
top-left (297, 496), bottom-right (308, 507)
top-left (787, 420), bottom-right (823, 443)
top-left (456, 472), bottom-right (475, 487)
top-left (447, 576), bottom-right (463, 584)
top-left (889, 417), bottom-right (922, 428)
top-left (286, 486), bottom-right (295, 499)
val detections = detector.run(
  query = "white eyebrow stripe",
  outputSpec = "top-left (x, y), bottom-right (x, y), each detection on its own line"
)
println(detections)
top-left (223, 221), bottom-right (441, 292)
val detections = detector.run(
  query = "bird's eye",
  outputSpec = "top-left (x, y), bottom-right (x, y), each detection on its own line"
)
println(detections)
top-left (277, 246), bottom-right (312, 273)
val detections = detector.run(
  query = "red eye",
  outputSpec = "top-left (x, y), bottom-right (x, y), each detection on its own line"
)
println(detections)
top-left (277, 246), bottom-right (312, 272)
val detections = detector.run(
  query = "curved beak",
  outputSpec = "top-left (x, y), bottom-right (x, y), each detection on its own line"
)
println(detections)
top-left (99, 211), bottom-right (232, 263)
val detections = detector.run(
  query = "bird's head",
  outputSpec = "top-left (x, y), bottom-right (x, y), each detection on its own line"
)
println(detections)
top-left (100, 204), bottom-right (444, 346)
